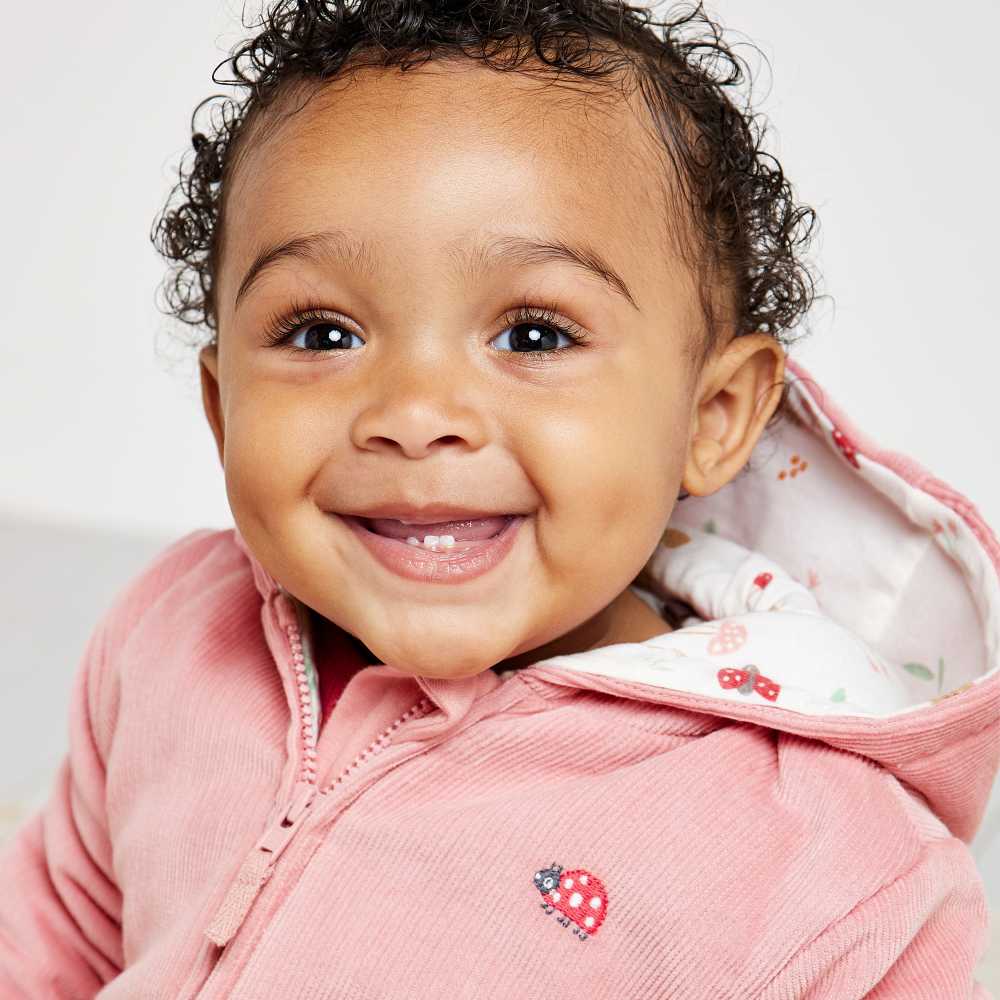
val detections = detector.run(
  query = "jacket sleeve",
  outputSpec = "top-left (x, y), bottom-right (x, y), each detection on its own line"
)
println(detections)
top-left (0, 609), bottom-right (124, 998)
top-left (759, 831), bottom-right (993, 999)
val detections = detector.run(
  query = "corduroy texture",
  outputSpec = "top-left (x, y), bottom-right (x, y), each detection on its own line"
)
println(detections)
top-left (0, 362), bottom-right (996, 998)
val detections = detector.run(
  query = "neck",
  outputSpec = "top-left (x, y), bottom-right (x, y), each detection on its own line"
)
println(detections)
top-left (493, 586), bottom-right (671, 673)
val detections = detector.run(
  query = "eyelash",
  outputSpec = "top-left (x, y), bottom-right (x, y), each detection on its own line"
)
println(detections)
top-left (259, 295), bottom-right (592, 359)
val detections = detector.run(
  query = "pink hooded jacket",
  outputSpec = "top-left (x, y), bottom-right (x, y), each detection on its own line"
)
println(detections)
top-left (1, 358), bottom-right (997, 998)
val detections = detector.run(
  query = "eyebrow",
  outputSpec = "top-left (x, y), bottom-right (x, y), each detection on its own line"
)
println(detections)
top-left (233, 227), bottom-right (641, 312)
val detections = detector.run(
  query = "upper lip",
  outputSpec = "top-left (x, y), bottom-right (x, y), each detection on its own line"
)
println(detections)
top-left (338, 503), bottom-right (521, 525)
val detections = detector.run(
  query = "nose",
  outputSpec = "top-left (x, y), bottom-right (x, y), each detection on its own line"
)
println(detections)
top-left (349, 357), bottom-right (490, 459)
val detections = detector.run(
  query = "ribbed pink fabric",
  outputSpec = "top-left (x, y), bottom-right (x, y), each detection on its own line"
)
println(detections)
top-left (0, 363), bottom-right (996, 998)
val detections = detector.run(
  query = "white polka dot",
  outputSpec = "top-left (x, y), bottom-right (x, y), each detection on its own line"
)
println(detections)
top-left (590, 897), bottom-right (602, 909)
top-left (563, 877), bottom-right (574, 889)
top-left (569, 892), bottom-right (583, 907)
top-left (579, 875), bottom-right (589, 884)
top-left (551, 891), bottom-right (560, 902)
top-left (584, 916), bottom-right (595, 927)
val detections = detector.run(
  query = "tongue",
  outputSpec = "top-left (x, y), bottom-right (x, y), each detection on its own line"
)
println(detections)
top-left (367, 516), bottom-right (511, 541)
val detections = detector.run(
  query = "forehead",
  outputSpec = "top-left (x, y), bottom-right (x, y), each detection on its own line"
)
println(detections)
top-left (218, 60), bottom-right (684, 312)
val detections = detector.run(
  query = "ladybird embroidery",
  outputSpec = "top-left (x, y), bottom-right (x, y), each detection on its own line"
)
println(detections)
top-left (753, 572), bottom-right (773, 589)
top-left (532, 863), bottom-right (609, 940)
top-left (717, 664), bottom-right (781, 701)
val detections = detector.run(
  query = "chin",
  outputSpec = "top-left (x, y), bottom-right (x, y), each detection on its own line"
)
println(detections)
top-left (365, 621), bottom-right (524, 679)
top-left (383, 652), bottom-right (497, 681)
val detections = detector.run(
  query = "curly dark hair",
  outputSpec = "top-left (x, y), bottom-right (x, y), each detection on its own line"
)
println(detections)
top-left (151, 0), bottom-right (821, 382)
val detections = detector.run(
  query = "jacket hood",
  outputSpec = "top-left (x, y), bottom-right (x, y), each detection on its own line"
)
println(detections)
top-left (232, 358), bottom-right (1000, 844)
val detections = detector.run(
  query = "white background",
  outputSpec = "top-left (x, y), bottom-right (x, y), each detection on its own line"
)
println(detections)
top-left (1, 0), bottom-right (998, 981)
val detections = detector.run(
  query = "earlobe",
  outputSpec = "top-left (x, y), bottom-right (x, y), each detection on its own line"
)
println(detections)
top-left (681, 333), bottom-right (785, 498)
top-left (198, 344), bottom-right (225, 466)
top-left (690, 438), bottom-right (723, 477)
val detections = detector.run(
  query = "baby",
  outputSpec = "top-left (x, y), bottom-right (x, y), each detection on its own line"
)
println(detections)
top-left (2, 1), bottom-right (997, 997)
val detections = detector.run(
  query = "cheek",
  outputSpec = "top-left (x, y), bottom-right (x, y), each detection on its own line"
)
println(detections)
top-left (522, 379), bottom-right (684, 573)
top-left (220, 385), bottom-right (332, 519)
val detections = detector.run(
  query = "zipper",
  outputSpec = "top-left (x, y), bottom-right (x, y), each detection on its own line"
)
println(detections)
top-left (200, 595), bottom-right (435, 951)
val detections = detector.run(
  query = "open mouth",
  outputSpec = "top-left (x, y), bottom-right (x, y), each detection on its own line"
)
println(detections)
top-left (336, 513), bottom-right (526, 583)
top-left (357, 514), bottom-right (514, 547)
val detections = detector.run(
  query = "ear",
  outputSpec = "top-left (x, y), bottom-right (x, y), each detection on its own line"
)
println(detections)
top-left (199, 343), bottom-right (225, 466)
top-left (682, 333), bottom-right (785, 497)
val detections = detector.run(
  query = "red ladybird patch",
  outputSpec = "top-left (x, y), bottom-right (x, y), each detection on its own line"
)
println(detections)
top-left (533, 863), bottom-right (609, 941)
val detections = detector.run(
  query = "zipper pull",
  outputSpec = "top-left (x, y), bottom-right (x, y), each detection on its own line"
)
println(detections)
top-left (203, 780), bottom-right (317, 947)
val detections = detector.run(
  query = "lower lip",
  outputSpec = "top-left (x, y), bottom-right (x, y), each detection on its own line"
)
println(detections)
top-left (337, 513), bottom-right (525, 584)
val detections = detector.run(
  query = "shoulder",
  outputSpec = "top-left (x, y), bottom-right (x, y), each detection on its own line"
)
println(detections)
top-left (757, 778), bottom-right (991, 995)
top-left (96, 528), bottom-right (240, 648)
top-left (82, 528), bottom-right (248, 746)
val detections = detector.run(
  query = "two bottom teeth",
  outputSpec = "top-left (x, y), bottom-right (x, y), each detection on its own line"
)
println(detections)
top-left (406, 534), bottom-right (455, 550)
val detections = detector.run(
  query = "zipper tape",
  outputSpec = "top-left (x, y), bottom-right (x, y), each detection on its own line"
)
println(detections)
top-left (199, 589), bottom-right (436, 961)
top-left (203, 780), bottom-right (317, 947)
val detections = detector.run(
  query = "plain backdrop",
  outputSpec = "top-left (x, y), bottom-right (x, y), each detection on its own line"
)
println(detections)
top-left (1, 0), bottom-right (998, 979)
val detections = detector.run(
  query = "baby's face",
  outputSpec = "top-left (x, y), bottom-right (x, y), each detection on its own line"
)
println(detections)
top-left (200, 60), bottom-right (781, 678)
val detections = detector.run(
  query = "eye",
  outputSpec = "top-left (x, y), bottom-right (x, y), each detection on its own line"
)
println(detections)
top-left (288, 322), bottom-right (362, 352)
top-left (491, 300), bottom-right (591, 356)
top-left (261, 303), bottom-right (363, 355)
